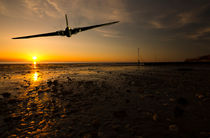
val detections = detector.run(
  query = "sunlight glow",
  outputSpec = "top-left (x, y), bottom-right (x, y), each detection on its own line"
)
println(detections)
top-left (33, 56), bottom-right (37, 69)
top-left (33, 62), bottom-right (37, 69)
top-left (33, 72), bottom-right (38, 81)
top-left (33, 56), bottom-right (37, 60)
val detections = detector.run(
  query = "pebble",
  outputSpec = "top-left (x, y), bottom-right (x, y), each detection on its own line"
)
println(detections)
top-left (177, 97), bottom-right (188, 106)
top-left (112, 124), bottom-right (121, 130)
top-left (53, 80), bottom-right (58, 86)
top-left (8, 98), bottom-right (20, 104)
top-left (83, 134), bottom-right (92, 138)
top-left (174, 106), bottom-right (184, 118)
top-left (47, 80), bottom-right (52, 86)
top-left (113, 110), bottom-right (127, 119)
top-left (196, 94), bottom-right (204, 99)
top-left (152, 113), bottom-right (158, 121)
top-left (67, 77), bottom-right (72, 82)
top-left (169, 98), bottom-right (175, 102)
top-left (1, 92), bottom-right (11, 98)
top-left (169, 124), bottom-right (178, 131)
top-left (92, 119), bottom-right (100, 128)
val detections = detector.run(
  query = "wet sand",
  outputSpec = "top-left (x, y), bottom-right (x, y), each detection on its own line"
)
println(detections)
top-left (0, 63), bottom-right (210, 137)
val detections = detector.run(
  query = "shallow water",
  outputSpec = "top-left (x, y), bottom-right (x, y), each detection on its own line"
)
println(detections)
top-left (0, 63), bottom-right (210, 137)
top-left (0, 63), bottom-right (144, 137)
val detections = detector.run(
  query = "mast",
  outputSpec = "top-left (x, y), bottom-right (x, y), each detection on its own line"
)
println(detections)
top-left (138, 48), bottom-right (140, 65)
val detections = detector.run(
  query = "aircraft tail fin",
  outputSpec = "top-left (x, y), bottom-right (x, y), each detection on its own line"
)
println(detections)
top-left (65, 14), bottom-right (69, 27)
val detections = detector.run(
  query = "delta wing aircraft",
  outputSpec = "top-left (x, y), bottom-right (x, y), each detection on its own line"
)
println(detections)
top-left (12, 14), bottom-right (119, 39)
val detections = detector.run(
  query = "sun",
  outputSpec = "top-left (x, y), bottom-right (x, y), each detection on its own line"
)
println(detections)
top-left (32, 56), bottom-right (37, 67)
top-left (33, 56), bottom-right (37, 60)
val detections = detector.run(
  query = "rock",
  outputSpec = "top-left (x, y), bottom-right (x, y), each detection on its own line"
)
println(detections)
top-left (153, 113), bottom-right (158, 121)
top-left (4, 117), bottom-right (12, 122)
top-left (125, 124), bottom-right (130, 128)
top-left (169, 98), bottom-right (175, 102)
top-left (137, 108), bottom-right (142, 112)
top-left (195, 94), bottom-right (204, 99)
top-left (83, 134), bottom-right (92, 138)
top-left (112, 124), bottom-right (121, 130)
top-left (97, 131), bottom-right (103, 137)
top-left (174, 106), bottom-right (184, 118)
top-left (38, 90), bottom-right (45, 95)
top-left (177, 97), bottom-right (188, 106)
top-left (47, 80), bottom-right (52, 86)
top-left (1, 92), bottom-right (11, 98)
top-left (169, 124), bottom-right (178, 131)
top-left (8, 98), bottom-right (20, 104)
top-left (53, 80), bottom-right (58, 86)
top-left (131, 81), bottom-right (135, 85)
top-left (12, 116), bottom-right (22, 121)
top-left (67, 77), bottom-right (72, 82)
top-left (113, 110), bottom-right (127, 119)
top-left (35, 86), bottom-right (39, 91)
top-left (52, 86), bottom-right (57, 92)
top-left (125, 99), bottom-right (130, 103)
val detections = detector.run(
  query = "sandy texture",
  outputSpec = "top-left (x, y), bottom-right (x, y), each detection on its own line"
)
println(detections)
top-left (0, 64), bottom-right (210, 137)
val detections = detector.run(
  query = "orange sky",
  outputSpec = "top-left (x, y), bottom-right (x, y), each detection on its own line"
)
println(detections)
top-left (0, 0), bottom-right (209, 63)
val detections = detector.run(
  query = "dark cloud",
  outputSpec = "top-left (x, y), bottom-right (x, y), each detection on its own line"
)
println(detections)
top-left (124, 0), bottom-right (210, 40)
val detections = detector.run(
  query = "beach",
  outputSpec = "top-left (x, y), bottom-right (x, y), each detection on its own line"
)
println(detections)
top-left (0, 63), bottom-right (210, 137)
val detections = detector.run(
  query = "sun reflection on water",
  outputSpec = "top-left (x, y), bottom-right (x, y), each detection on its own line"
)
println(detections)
top-left (6, 64), bottom-right (69, 137)
top-left (33, 72), bottom-right (38, 81)
top-left (33, 62), bottom-right (36, 69)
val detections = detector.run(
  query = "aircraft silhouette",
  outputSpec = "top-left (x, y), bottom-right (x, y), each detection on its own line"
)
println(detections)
top-left (12, 14), bottom-right (119, 39)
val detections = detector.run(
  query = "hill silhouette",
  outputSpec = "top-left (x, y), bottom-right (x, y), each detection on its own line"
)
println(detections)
top-left (185, 55), bottom-right (210, 62)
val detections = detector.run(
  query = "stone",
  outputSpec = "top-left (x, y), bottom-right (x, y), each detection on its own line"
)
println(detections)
top-left (1, 92), bottom-right (11, 98)
top-left (169, 124), bottom-right (178, 131)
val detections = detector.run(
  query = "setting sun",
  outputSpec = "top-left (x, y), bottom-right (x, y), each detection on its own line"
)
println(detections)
top-left (33, 56), bottom-right (37, 68)
top-left (33, 56), bottom-right (37, 60)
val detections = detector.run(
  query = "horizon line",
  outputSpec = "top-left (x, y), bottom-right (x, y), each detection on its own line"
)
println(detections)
top-left (0, 61), bottom-right (188, 64)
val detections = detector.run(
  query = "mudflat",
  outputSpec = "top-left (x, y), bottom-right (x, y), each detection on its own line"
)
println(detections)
top-left (0, 63), bottom-right (210, 137)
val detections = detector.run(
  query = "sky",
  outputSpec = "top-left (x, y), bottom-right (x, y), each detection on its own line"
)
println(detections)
top-left (0, 0), bottom-right (210, 62)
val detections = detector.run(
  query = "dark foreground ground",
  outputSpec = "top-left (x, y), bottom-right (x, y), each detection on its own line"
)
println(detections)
top-left (0, 63), bottom-right (210, 137)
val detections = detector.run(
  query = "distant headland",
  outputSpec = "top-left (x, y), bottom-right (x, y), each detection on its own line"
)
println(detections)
top-left (185, 55), bottom-right (210, 62)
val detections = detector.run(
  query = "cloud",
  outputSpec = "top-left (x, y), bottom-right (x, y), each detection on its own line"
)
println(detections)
top-left (1, 0), bottom-right (210, 42)
top-left (64, 0), bottom-right (132, 24)
top-left (95, 28), bottom-right (121, 38)
top-left (47, 0), bottom-right (63, 14)
top-left (0, 0), bottom-right (128, 37)
top-left (186, 27), bottom-right (210, 40)
top-left (0, 0), bottom-right (131, 25)
top-left (124, 0), bottom-right (210, 41)
top-left (0, 1), bottom-right (7, 15)
top-left (23, 0), bottom-right (64, 18)
top-left (17, 0), bottom-right (131, 24)
top-left (147, 7), bottom-right (202, 30)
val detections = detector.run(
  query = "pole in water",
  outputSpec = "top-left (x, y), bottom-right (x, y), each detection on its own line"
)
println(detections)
top-left (138, 48), bottom-right (140, 65)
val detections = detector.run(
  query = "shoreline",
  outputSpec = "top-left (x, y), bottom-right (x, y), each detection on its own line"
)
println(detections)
top-left (0, 64), bottom-right (210, 137)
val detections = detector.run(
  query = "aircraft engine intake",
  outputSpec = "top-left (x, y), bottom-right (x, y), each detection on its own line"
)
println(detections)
top-left (65, 27), bottom-right (71, 37)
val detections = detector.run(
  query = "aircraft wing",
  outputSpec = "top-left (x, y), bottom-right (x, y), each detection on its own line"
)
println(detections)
top-left (71, 21), bottom-right (119, 34)
top-left (12, 31), bottom-right (64, 39)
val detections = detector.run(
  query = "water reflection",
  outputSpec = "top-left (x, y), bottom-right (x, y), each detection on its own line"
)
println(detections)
top-left (32, 63), bottom-right (39, 82)
top-left (7, 64), bottom-right (66, 137)
top-left (33, 62), bottom-right (36, 69)
top-left (33, 72), bottom-right (38, 81)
